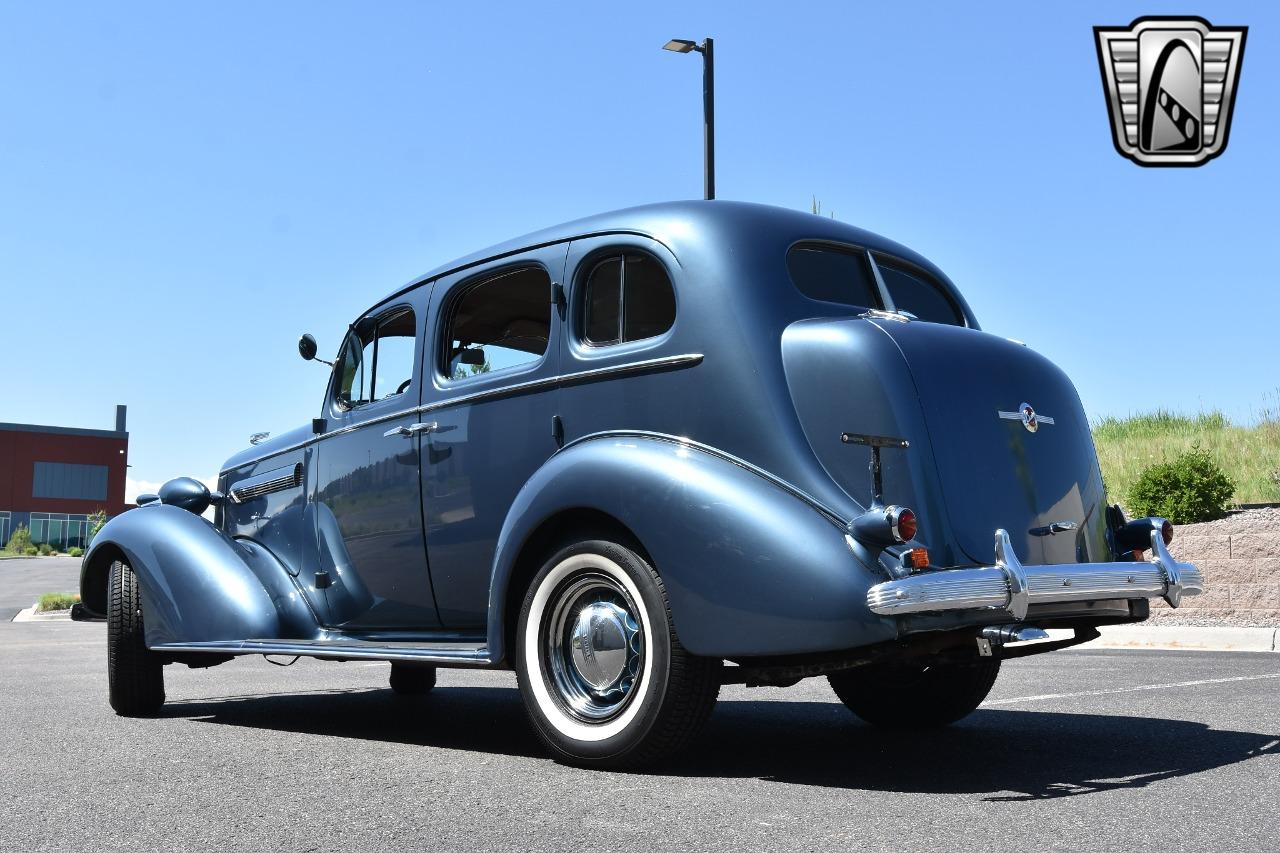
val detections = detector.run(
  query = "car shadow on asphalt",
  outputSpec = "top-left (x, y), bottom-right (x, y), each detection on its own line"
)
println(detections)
top-left (167, 687), bottom-right (1280, 799)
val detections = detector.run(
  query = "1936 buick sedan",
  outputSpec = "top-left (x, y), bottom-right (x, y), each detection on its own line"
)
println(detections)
top-left (80, 201), bottom-right (1202, 767)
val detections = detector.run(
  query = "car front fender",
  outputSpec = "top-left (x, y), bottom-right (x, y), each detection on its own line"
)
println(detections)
top-left (80, 505), bottom-right (318, 647)
top-left (487, 433), bottom-right (897, 662)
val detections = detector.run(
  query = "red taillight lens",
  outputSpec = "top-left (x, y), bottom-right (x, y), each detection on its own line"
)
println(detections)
top-left (1161, 520), bottom-right (1174, 546)
top-left (892, 507), bottom-right (918, 542)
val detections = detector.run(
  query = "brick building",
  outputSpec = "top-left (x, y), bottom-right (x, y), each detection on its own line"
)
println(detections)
top-left (0, 405), bottom-right (129, 550)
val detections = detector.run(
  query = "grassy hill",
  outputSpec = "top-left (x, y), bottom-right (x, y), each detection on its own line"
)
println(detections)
top-left (1093, 410), bottom-right (1280, 507)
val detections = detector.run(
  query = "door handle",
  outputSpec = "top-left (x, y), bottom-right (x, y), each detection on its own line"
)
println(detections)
top-left (383, 421), bottom-right (439, 438)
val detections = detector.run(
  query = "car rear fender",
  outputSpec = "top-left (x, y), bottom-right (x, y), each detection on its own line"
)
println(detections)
top-left (486, 433), bottom-right (897, 662)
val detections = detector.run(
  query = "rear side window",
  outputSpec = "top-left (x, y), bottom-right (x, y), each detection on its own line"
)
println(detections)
top-left (444, 267), bottom-right (551, 380)
top-left (877, 260), bottom-right (964, 326)
top-left (582, 253), bottom-right (676, 346)
top-left (787, 245), bottom-right (881, 309)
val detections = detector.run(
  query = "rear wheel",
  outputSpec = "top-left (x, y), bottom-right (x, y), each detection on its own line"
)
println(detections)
top-left (107, 559), bottom-right (165, 716)
top-left (515, 538), bottom-right (721, 768)
top-left (828, 652), bottom-right (999, 728)
top-left (389, 663), bottom-right (436, 695)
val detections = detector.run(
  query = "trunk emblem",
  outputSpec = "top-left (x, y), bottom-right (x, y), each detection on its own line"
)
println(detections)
top-left (998, 402), bottom-right (1056, 433)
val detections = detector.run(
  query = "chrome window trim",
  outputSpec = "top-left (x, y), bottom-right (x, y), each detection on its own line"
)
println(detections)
top-left (220, 353), bottom-right (705, 475)
top-left (558, 429), bottom-right (847, 528)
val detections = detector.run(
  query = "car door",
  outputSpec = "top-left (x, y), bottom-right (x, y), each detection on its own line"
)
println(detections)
top-left (310, 286), bottom-right (440, 630)
top-left (420, 246), bottom-right (566, 629)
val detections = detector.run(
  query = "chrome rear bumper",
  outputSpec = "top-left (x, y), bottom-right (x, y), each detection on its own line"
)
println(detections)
top-left (867, 527), bottom-right (1202, 620)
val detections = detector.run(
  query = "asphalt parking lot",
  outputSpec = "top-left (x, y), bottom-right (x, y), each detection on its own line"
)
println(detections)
top-left (1, 563), bottom-right (1277, 852)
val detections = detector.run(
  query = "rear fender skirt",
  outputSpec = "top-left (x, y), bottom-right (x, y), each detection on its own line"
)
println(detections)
top-left (80, 505), bottom-right (319, 647)
top-left (486, 433), bottom-right (897, 663)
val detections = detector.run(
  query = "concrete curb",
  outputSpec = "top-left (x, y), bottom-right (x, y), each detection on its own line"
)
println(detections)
top-left (11, 603), bottom-right (71, 623)
top-left (1081, 625), bottom-right (1278, 652)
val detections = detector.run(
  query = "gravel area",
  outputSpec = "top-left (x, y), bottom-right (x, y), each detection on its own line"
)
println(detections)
top-left (1178, 506), bottom-right (1280, 538)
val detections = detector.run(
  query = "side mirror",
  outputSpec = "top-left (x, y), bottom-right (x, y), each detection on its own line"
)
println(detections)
top-left (459, 347), bottom-right (486, 366)
top-left (299, 333), bottom-right (319, 361)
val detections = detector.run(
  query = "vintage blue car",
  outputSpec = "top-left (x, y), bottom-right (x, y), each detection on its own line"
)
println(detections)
top-left (80, 201), bottom-right (1201, 767)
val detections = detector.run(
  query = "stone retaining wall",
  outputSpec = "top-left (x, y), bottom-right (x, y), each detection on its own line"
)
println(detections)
top-left (1148, 513), bottom-right (1280, 625)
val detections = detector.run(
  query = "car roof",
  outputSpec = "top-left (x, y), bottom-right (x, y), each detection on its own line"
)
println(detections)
top-left (374, 200), bottom-right (958, 308)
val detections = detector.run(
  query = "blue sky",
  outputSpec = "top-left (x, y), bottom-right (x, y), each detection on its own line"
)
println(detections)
top-left (1, 1), bottom-right (1275, 498)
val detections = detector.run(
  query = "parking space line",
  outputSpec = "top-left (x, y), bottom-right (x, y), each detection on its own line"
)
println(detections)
top-left (983, 672), bottom-right (1280, 706)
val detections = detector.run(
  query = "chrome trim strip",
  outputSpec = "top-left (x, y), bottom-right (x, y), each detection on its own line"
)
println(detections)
top-left (220, 353), bottom-right (704, 475)
top-left (559, 429), bottom-right (848, 528)
top-left (866, 526), bottom-right (1203, 618)
top-left (152, 639), bottom-right (493, 666)
top-left (228, 463), bottom-right (302, 504)
top-left (418, 352), bottom-right (704, 415)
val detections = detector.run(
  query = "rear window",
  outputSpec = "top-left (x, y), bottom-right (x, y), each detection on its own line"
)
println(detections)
top-left (786, 245), bottom-right (881, 309)
top-left (876, 260), bottom-right (964, 326)
top-left (582, 253), bottom-right (676, 346)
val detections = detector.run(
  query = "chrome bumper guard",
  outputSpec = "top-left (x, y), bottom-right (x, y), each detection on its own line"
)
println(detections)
top-left (867, 528), bottom-right (1202, 621)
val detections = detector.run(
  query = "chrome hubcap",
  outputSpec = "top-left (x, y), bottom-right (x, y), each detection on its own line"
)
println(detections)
top-left (544, 572), bottom-right (644, 722)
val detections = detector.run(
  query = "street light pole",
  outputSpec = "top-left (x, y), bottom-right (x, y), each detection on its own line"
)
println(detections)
top-left (662, 36), bottom-right (715, 200)
top-left (701, 37), bottom-right (714, 200)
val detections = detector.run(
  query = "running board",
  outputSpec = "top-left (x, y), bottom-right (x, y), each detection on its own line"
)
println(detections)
top-left (151, 638), bottom-right (493, 666)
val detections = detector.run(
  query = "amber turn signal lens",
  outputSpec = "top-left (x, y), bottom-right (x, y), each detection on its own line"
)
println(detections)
top-left (1161, 520), bottom-right (1174, 546)
top-left (908, 547), bottom-right (929, 570)
top-left (891, 507), bottom-right (918, 542)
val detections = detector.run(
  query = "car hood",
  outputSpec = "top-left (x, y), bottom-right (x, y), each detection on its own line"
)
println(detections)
top-left (220, 423), bottom-right (315, 475)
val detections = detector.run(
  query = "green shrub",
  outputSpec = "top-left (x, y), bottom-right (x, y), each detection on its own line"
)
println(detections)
top-left (88, 509), bottom-right (108, 542)
top-left (5, 523), bottom-right (32, 554)
top-left (23, 546), bottom-right (38, 556)
top-left (1127, 447), bottom-right (1235, 524)
top-left (37, 543), bottom-right (53, 556)
top-left (36, 592), bottom-right (79, 612)
top-left (67, 546), bottom-right (83, 558)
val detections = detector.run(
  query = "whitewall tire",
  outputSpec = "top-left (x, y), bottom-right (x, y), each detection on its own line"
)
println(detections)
top-left (515, 538), bottom-right (721, 767)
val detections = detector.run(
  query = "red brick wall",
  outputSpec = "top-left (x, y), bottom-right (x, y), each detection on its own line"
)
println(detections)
top-left (0, 430), bottom-right (128, 516)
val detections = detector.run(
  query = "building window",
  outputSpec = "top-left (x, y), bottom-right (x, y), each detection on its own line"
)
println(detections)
top-left (29, 512), bottom-right (97, 551)
top-left (0, 511), bottom-right (9, 548)
top-left (32, 461), bottom-right (109, 501)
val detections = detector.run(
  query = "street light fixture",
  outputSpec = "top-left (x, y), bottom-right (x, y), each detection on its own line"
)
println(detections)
top-left (662, 36), bottom-right (715, 200)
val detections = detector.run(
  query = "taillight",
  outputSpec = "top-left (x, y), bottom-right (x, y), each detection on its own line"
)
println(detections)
top-left (848, 505), bottom-right (921, 547)
top-left (890, 506), bottom-right (918, 542)
top-left (1116, 517), bottom-right (1173, 553)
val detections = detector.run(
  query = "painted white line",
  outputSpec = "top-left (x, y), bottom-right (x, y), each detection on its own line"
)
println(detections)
top-left (983, 672), bottom-right (1280, 706)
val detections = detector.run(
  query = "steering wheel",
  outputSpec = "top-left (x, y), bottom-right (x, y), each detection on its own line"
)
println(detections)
top-left (395, 378), bottom-right (412, 395)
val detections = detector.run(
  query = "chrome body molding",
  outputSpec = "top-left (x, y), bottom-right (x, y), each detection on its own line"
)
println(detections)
top-left (558, 429), bottom-right (847, 527)
top-left (219, 353), bottom-right (704, 475)
top-left (228, 463), bottom-right (302, 504)
top-left (152, 638), bottom-right (492, 666)
top-left (867, 527), bottom-right (1202, 620)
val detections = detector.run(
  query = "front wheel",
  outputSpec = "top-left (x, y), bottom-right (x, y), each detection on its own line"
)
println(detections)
top-left (828, 652), bottom-right (999, 728)
top-left (515, 539), bottom-right (721, 768)
top-left (107, 559), bottom-right (165, 716)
